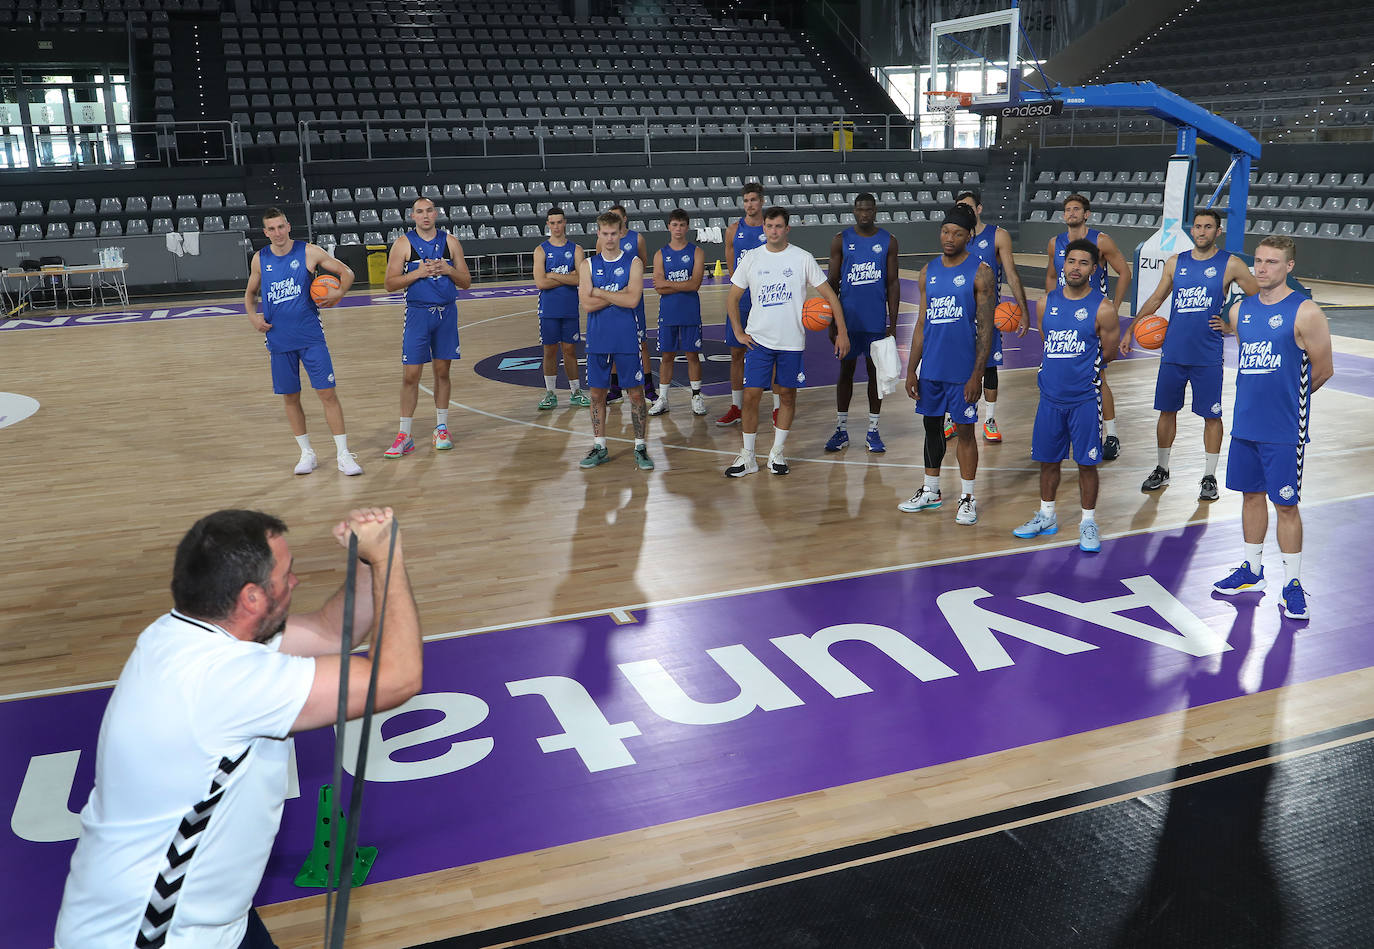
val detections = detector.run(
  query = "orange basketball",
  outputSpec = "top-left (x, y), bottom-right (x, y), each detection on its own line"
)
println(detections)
top-left (311, 273), bottom-right (341, 306)
top-left (802, 297), bottom-right (833, 331)
top-left (994, 301), bottom-right (1022, 332)
top-left (1133, 314), bottom-right (1169, 350)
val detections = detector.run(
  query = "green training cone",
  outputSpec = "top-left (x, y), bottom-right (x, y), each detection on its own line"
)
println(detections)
top-left (293, 784), bottom-right (377, 888)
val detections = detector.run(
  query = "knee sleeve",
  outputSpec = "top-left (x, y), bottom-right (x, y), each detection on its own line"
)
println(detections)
top-left (984, 366), bottom-right (998, 391)
top-left (923, 414), bottom-right (947, 469)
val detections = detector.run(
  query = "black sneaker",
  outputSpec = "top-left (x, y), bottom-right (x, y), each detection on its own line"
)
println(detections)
top-left (1141, 466), bottom-right (1170, 491)
top-left (606, 386), bottom-right (624, 404)
top-left (1198, 474), bottom-right (1219, 501)
top-left (1103, 435), bottom-right (1121, 460)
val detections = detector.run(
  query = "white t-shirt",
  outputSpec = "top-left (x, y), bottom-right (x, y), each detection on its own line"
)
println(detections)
top-left (730, 242), bottom-right (827, 352)
top-left (56, 611), bottom-right (315, 949)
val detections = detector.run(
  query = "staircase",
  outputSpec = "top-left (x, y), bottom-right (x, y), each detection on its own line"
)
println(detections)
top-left (980, 145), bottom-right (1030, 237)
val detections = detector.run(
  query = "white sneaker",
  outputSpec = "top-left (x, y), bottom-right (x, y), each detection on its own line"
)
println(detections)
top-left (690, 392), bottom-right (707, 415)
top-left (725, 451), bottom-right (758, 478)
top-left (293, 450), bottom-right (317, 475)
top-left (648, 395), bottom-right (669, 416)
top-left (767, 445), bottom-right (789, 475)
top-left (955, 494), bottom-right (978, 525)
top-left (897, 488), bottom-right (942, 513)
top-left (337, 452), bottom-right (363, 476)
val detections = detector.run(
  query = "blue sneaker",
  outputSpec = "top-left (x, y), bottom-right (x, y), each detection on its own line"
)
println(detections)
top-left (1078, 520), bottom-right (1101, 552)
top-left (1280, 579), bottom-right (1310, 619)
top-left (1012, 510), bottom-right (1059, 538)
top-left (865, 429), bottom-right (886, 453)
top-left (1213, 560), bottom-right (1267, 595)
top-left (824, 427), bottom-right (849, 452)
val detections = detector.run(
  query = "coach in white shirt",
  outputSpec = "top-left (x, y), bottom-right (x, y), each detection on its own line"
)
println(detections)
top-left (725, 205), bottom-right (849, 478)
top-left (55, 506), bottom-right (422, 949)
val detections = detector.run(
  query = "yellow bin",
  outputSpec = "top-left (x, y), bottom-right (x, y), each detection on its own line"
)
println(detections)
top-left (366, 246), bottom-right (388, 286)
top-left (832, 120), bottom-right (854, 152)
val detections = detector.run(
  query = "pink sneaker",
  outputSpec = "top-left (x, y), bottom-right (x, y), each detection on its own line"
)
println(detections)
top-left (384, 432), bottom-right (415, 458)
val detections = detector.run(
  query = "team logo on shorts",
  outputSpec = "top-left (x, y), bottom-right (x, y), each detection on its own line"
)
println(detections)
top-left (1211, 402), bottom-right (1222, 414)
top-left (994, 352), bottom-right (1003, 363)
top-left (1205, 266), bottom-right (1218, 278)
top-left (963, 405), bottom-right (976, 419)
top-left (574, 333), bottom-right (582, 341)
top-left (1280, 485), bottom-right (1295, 500)
top-left (797, 372), bottom-right (806, 383)
top-left (635, 370), bottom-right (643, 382)
top-left (953, 275), bottom-right (966, 287)
top-left (1268, 314), bottom-right (1284, 329)
top-left (328, 373), bottom-right (335, 382)
top-left (1088, 447), bottom-right (1099, 460)
top-left (1074, 308), bottom-right (1089, 321)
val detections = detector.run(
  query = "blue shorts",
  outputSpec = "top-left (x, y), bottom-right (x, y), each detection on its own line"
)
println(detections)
top-left (840, 330), bottom-right (887, 364)
top-left (659, 324), bottom-right (702, 353)
top-left (587, 352), bottom-right (644, 390)
top-left (986, 328), bottom-right (1004, 368)
top-left (1032, 396), bottom-right (1103, 466)
top-left (539, 316), bottom-right (581, 346)
top-left (744, 345), bottom-right (805, 389)
top-left (725, 297), bottom-right (752, 348)
top-left (916, 377), bottom-right (977, 424)
top-left (402, 303), bottom-right (460, 365)
top-left (270, 343), bottom-right (336, 394)
top-left (1154, 361), bottom-right (1223, 417)
top-left (1226, 436), bottom-right (1304, 506)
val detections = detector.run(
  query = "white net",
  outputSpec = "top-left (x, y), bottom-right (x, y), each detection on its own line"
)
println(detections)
top-left (926, 92), bottom-right (964, 125)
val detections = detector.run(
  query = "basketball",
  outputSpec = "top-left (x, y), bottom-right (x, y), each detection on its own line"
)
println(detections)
top-left (311, 273), bottom-right (341, 306)
top-left (994, 301), bottom-right (1022, 332)
top-left (802, 297), bottom-right (833, 331)
top-left (1133, 314), bottom-right (1169, 350)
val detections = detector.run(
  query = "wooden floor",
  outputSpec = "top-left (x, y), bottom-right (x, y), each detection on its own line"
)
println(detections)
top-left (3, 261), bottom-right (1373, 947)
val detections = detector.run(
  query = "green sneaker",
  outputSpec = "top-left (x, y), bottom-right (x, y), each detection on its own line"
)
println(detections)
top-left (579, 445), bottom-right (610, 468)
top-left (537, 390), bottom-right (558, 410)
top-left (569, 389), bottom-right (591, 407)
top-left (633, 446), bottom-right (655, 471)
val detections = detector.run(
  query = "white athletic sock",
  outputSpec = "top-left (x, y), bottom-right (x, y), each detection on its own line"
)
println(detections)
top-left (594, 436), bottom-right (606, 449)
top-left (1158, 446), bottom-right (1171, 470)
top-left (731, 389), bottom-right (743, 408)
top-left (1244, 543), bottom-right (1263, 571)
top-left (333, 434), bottom-right (349, 456)
top-left (1105, 418), bottom-right (1117, 437)
top-left (1282, 551), bottom-right (1301, 583)
top-left (543, 375), bottom-right (557, 392)
top-left (1204, 452), bottom-right (1219, 477)
top-left (690, 381), bottom-right (701, 394)
top-left (1081, 508), bottom-right (1096, 523)
top-left (924, 474), bottom-right (941, 493)
top-left (773, 428), bottom-right (789, 450)
top-left (982, 399), bottom-right (995, 422)
top-left (658, 388), bottom-right (670, 404)
top-left (635, 438), bottom-right (646, 449)
top-left (772, 392), bottom-right (781, 411)
top-left (743, 432), bottom-right (757, 454)
top-left (1041, 500), bottom-right (1056, 518)
top-left (295, 434), bottom-right (312, 454)
top-left (868, 413), bottom-right (880, 432)
top-left (399, 417), bottom-right (413, 436)
top-left (836, 411), bottom-right (848, 430)
top-left (436, 408), bottom-right (448, 427)
top-left (961, 479), bottom-right (976, 498)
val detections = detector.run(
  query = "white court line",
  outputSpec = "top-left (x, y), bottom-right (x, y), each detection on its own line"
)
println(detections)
top-left (12, 487), bottom-right (1374, 703)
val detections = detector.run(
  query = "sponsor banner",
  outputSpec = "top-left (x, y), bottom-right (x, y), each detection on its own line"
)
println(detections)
top-left (3, 506), bottom-right (1369, 947)
top-left (1132, 154), bottom-right (1196, 319)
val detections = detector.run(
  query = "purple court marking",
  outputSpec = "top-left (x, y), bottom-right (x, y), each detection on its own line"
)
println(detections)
top-left (3, 502), bottom-right (1370, 947)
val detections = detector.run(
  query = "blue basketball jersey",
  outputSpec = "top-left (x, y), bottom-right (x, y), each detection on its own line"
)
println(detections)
top-left (657, 242), bottom-right (700, 326)
top-left (968, 224), bottom-right (1003, 289)
top-left (1232, 290), bottom-right (1310, 444)
top-left (1162, 250), bottom-right (1231, 367)
top-left (1054, 228), bottom-right (1108, 295)
top-left (921, 254), bottom-right (982, 383)
top-left (403, 230), bottom-right (458, 307)
top-left (619, 229), bottom-right (645, 314)
top-left (1038, 287), bottom-right (1106, 404)
top-left (538, 239), bottom-right (579, 320)
top-left (258, 241), bottom-right (323, 353)
top-left (732, 219), bottom-right (767, 268)
top-left (838, 227), bottom-right (891, 334)
top-left (586, 252), bottom-right (639, 354)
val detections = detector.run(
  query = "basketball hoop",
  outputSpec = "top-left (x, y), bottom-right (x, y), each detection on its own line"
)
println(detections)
top-left (925, 90), bottom-right (972, 124)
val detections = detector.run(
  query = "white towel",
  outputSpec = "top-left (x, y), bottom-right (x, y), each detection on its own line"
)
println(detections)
top-left (165, 232), bottom-right (183, 257)
top-left (870, 335), bottom-right (903, 399)
top-left (182, 232), bottom-right (200, 256)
